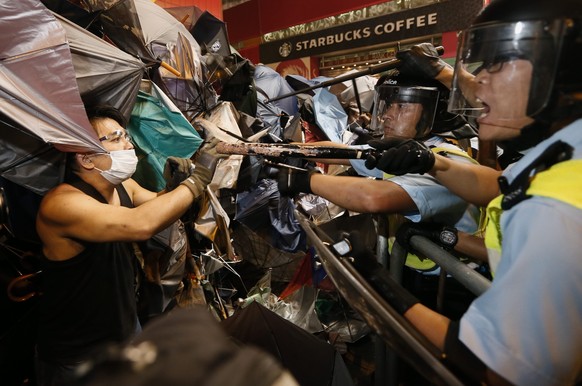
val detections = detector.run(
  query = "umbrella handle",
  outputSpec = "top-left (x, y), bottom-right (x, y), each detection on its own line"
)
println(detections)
top-left (161, 61), bottom-right (182, 77)
top-left (7, 271), bottom-right (42, 302)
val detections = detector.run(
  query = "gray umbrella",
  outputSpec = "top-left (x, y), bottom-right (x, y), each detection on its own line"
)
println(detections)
top-left (0, 0), bottom-right (102, 195)
top-left (0, 1), bottom-right (145, 195)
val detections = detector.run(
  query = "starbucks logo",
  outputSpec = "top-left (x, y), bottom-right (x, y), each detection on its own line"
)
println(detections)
top-left (279, 42), bottom-right (292, 58)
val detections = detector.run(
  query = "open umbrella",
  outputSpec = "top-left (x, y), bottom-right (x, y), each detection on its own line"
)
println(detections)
top-left (55, 12), bottom-right (145, 120)
top-left (329, 71), bottom-right (377, 114)
top-left (133, 0), bottom-right (217, 120)
top-left (0, 0), bottom-right (109, 196)
top-left (191, 10), bottom-right (232, 57)
top-left (313, 88), bottom-right (349, 144)
top-left (128, 80), bottom-right (203, 192)
top-left (253, 65), bottom-right (298, 142)
top-left (75, 307), bottom-right (291, 386)
top-left (0, 1), bottom-right (101, 153)
top-left (82, 0), bottom-right (158, 67)
top-left (221, 301), bottom-right (354, 386)
top-left (134, 0), bottom-right (201, 57)
top-left (162, 5), bottom-right (205, 31)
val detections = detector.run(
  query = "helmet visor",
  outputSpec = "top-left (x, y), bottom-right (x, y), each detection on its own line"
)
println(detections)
top-left (448, 20), bottom-right (566, 119)
top-left (371, 84), bottom-right (439, 138)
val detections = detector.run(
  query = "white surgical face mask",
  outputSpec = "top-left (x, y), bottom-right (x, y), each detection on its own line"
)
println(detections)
top-left (96, 149), bottom-right (138, 185)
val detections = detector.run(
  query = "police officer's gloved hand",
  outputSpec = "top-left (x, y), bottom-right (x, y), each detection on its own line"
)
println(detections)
top-left (396, 222), bottom-right (458, 254)
top-left (277, 166), bottom-right (317, 196)
top-left (180, 138), bottom-right (226, 198)
top-left (346, 231), bottom-right (419, 315)
top-left (396, 43), bottom-right (452, 79)
top-left (164, 157), bottom-right (194, 192)
top-left (365, 137), bottom-right (435, 175)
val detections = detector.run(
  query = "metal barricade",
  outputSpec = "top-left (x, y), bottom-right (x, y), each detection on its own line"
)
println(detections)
top-left (296, 211), bottom-right (465, 386)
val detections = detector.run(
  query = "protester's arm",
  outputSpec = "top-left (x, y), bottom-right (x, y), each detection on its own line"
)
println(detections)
top-left (123, 178), bottom-right (159, 205)
top-left (38, 140), bottom-right (224, 246)
top-left (38, 183), bottom-right (199, 245)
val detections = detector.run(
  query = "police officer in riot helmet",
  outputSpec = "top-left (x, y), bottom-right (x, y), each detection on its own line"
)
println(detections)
top-left (372, 71), bottom-right (474, 140)
top-left (360, 0), bottom-right (582, 384)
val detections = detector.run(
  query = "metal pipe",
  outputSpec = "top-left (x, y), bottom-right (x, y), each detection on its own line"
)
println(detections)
top-left (265, 46), bottom-right (444, 103)
top-left (409, 236), bottom-right (492, 296)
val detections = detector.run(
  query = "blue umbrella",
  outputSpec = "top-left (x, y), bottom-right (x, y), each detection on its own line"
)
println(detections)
top-left (313, 88), bottom-right (348, 143)
top-left (254, 65), bottom-right (298, 141)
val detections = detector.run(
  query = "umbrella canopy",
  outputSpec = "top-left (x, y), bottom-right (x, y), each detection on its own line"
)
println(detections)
top-left (40, 0), bottom-right (102, 33)
top-left (162, 5), bottom-right (205, 31)
top-left (1, 1), bottom-right (147, 195)
top-left (77, 307), bottom-right (291, 386)
top-left (135, 0), bottom-right (201, 57)
top-left (0, 1), bottom-right (102, 154)
top-left (0, 0), bottom-right (115, 195)
top-left (191, 10), bottom-right (231, 57)
top-left (221, 301), bottom-right (354, 386)
top-left (313, 88), bottom-right (348, 143)
top-left (55, 12), bottom-right (145, 120)
top-left (132, 0), bottom-right (217, 119)
top-left (329, 71), bottom-right (377, 113)
top-left (254, 65), bottom-right (298, 141)
top-left (128, 80), bottom-right (203, 192)
top-left (83, 0), bottom-right (158, 68)
top-left (153, 32), bottom-right (217, 120)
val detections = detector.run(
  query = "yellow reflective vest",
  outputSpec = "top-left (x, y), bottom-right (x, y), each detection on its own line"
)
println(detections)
top-left (485, 159), bottom-right (582, 274)
top-left (386, 146), bottom-right (482, 271)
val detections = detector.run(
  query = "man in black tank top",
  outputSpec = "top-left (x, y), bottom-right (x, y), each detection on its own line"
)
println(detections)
top-left (35, 105), bottom-right (223, 385)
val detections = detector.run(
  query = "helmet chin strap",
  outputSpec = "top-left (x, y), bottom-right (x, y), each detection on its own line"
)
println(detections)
top-left (498, 120), bottom-right (552, 153)
top-left (501, 91), bottom-right (582, 153)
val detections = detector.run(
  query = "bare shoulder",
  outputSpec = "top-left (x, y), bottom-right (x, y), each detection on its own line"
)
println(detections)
top-left (38, 183), bottom-right (99, 225)
top-left (36, 183), bottom-right (97, 259)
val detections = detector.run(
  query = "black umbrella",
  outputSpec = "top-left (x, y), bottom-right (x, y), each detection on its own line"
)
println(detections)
top-left (77, 307), bottom-right (293, 386)
top-left (221, 301), bottom-right (354, 386)
top-left (191, 11), bottom-right (232, 57)
top-left (133, 0), bottom-right (217, 119)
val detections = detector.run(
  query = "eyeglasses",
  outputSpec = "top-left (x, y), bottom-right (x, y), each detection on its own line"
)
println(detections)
top-left (468, 53), bottom-right (527, 75)
top-left (98, 130), bottom-right (132, 144)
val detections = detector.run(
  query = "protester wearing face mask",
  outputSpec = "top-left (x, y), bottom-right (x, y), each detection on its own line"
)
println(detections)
top-left (34, 105), bottom-right (225, 386)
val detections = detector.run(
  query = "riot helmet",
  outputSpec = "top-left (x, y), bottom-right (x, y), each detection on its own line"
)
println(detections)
top-left (371, 72), bottom-right (444, 139)
top-left (448, 0), bottom-right (582, 137)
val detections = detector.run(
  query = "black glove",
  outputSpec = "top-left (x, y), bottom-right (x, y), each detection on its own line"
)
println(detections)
top-left (396, 43), bottom-right (451, 79)
top-left (396, 222), bottom-right (458, 253)
top-left (164, 157), bottom-right (194, 191)
top-left (365, 137), bottom-right (435, 175)
top-left (346, 231), bottom-right (419, 315)
top-left (277, 167), bottom-right (315, 196)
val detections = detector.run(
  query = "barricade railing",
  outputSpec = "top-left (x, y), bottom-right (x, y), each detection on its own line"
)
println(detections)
top-left (296, 210), bottom-right (465, 386)
top-left (392, 235), bottom-right (492, 296)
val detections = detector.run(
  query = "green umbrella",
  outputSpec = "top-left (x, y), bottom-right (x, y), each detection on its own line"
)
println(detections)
top-left (128, 81), bottom-right (203, 191)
